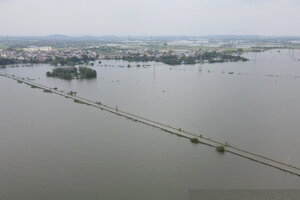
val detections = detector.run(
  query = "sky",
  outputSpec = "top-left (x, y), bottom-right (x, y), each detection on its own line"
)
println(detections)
top-left (0, 0), bottom-right (299, 36)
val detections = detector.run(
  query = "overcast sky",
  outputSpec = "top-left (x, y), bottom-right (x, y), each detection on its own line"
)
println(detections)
top-left (0, 0), bottom-right (299, 36)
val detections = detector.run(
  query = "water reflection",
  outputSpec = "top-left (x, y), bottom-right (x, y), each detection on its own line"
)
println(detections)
top-left (1, 49), bottom-right (300, 167)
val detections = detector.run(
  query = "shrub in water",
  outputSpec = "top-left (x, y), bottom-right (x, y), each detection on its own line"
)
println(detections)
top-left (190, 138), bottom-right (200, 144)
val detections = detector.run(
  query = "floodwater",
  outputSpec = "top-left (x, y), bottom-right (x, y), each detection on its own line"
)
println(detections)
top-left (0, 49), bottom-right (300, 199)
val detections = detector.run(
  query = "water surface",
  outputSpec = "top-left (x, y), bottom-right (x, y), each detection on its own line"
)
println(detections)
top-left (2, 49), bottom-right (300, 166)
top-left (0, 76), bottom-right (300, 200)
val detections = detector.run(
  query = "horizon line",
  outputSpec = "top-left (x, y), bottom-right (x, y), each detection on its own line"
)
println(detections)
top-left (1, 34), bottom-right (300, 38)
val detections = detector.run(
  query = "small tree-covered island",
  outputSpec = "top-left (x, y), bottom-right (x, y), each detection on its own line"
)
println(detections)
top-left (46, 66), bottom-right (97, 80)
top-left (118, 51), bottom-right (249, 65)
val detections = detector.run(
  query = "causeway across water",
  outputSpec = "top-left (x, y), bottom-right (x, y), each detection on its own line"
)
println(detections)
top-left (1, 73), bottom-right (300, 177)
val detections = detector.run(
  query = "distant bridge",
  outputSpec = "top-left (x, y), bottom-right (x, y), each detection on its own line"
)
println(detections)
top-left (1, 73), bottom-right (300, 177)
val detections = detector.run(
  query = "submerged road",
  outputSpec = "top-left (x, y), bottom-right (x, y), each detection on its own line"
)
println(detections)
top-left (1, 73), bottom-right (300, 177)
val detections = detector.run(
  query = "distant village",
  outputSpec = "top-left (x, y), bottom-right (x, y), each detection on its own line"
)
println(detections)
top-left (0, 45), bottom-right (248, 66)
top-left (0, 46), bottom-right (98, 64)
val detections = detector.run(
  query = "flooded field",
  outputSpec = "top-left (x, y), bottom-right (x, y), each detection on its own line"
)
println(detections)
top-left (1, 49), bottom-right (300, 199)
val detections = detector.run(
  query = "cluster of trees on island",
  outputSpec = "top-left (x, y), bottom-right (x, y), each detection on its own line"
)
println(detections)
top-left (0, 57), bottom-right (17, 66)
top-left (120, 51), bottom-right (249, 65)
top-left (46, 66), bottom-right (97, 80)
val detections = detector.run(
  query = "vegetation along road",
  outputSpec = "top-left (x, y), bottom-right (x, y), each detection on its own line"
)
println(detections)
top-left (1, 72), bottom-right (300, 177)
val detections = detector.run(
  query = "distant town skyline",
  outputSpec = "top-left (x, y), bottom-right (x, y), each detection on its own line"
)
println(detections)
top-left (0, 0), bottom-right (300, 36)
